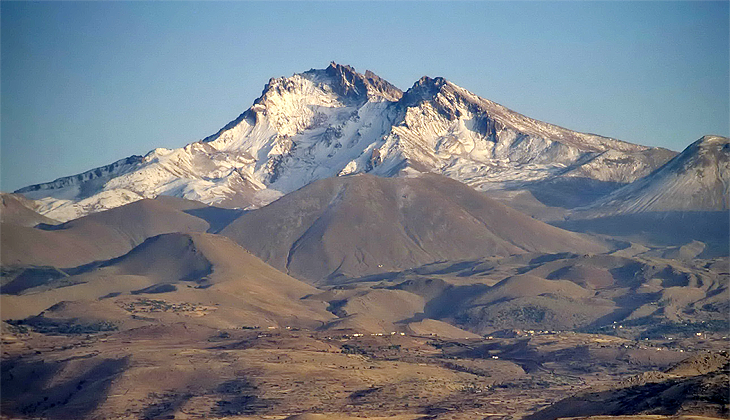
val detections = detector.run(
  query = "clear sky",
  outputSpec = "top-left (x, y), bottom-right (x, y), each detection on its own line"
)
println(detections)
top-left (2, 1), bottom-right (728, 192)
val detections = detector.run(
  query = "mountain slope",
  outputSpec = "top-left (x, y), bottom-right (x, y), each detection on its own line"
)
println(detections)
top-left (16, 63), bottom-right (674, 221)
top-left (553, 135), bottom-right (729, 255)
top-left (524, 353), bottom-right (730, 420)
top-left (386, 76), bottom-right (674, 187)
top-left (1, 232), bottom-right (334, 327)
top-left (220, 173), bottom-right (607, 283)
top-left (0, 193), bottom-right (59, 227)
top-left (0, 198), bottom-right (210, 268)
top-left (581, 135), bottom-right (729, 215)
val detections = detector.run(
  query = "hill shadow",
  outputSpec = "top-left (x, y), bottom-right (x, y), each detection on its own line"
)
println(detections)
top-left (1, 356), bottom-right (129, 419)
top-left (183, 207), bottom-right (245, 233)
top-left (554, 211), bottom-right (729, 257)
top-left (507, 177), bottom-right (627, 209)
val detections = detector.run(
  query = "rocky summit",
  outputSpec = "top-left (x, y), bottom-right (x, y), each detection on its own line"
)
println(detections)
top-left (3, 63), bottom-right (727, 420)
top-left (17, 63), bottom-right (676, 222)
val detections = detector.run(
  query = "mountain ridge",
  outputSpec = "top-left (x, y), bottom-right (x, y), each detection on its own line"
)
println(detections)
top-left (16, 62), bottom-right (676, 221)
top-left (577, 135), bottom-right (730, 215)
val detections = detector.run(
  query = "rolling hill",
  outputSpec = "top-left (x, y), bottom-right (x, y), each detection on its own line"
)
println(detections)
top-left (2, 232), bottom-right (334, 328)
top-left (220, 173), bottom-right (608, 283)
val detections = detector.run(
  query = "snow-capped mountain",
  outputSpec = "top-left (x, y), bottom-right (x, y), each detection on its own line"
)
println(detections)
top-left (579, 135), bottom-right (729, 215)
top-left (17, 63), bottom-right (675, 221)
top-left (383, 76), bottom-right (674, 187)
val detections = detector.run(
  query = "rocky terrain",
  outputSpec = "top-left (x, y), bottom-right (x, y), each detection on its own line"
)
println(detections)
top-left (2, 171), bottom-right (728, 419)
top-left (2, 64), bottom-right (727, 420)
top-left (15, 63), bottom-right (676, 222)
top-left (2, 320), bottom-right (727, 420)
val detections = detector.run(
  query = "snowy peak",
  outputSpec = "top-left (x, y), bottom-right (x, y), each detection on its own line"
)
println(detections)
top-left (668, 135), bottom-right (730, 175)
top-left (400, 75), bottom-right (645, 154)
top-left (15, 63), bottom-right (680, 221)
top-left (252, 62), bottom-right (401, 110)
top-left (402, 76), bottom-right (449, 104)
top-left (400, 76), bottom-right (479, 121)
top-left (388, 74), bottom-right (670, 191)
top-left (583, 135), bottom-right (730, 214)
top-left (207, 62), bottom-right (400, 142)
top-left (318, 62), bottom-right (403, 103)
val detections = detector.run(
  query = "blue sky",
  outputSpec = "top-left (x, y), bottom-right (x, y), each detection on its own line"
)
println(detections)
top-left (2, 1), bottom-right (728, 192)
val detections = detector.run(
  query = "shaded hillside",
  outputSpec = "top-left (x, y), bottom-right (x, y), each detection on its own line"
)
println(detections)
top-left (1, 199), bottom-right (209, 268)
top-left (0, 193), bottom-right (59, 227)
top-left (554, 211), bottom-right (729, 258)
top-left (221, 174), bottom-right (607, 283)
top-left (1, 195), bottom-right (243, 270)
top-left (459, 251), bottom-right (728, 333)
top-left (320, 250), bottom-right (728, 335)
top-left (2, 232), bottom-right (333, 328)
top-left (524, 352), bottom-right (729, 420)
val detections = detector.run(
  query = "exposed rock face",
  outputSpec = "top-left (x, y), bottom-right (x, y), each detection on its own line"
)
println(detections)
top-left (16, 63), bottom-right (675, 221)
top-left (388, 75), bottom-right (674, 190)
top-left (320, 62), bottom-right (403, 103)
top-left (16, 156), bottom-right (144, 195)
